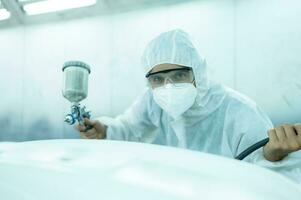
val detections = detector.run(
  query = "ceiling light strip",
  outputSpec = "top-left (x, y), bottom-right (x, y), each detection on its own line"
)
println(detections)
top-left (23, 0), bottom-right (97, 15)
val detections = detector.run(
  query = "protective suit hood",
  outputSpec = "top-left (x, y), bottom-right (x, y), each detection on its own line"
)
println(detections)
top-left (141, 29), bottom-right (226, 121)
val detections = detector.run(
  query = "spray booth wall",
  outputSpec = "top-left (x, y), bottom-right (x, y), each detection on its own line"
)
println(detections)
top-left (0, 0), bottom-right (300, 141)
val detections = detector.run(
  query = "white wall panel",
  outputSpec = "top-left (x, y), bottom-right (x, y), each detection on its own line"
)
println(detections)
top-left (236, 0), bottom-right (301, 125)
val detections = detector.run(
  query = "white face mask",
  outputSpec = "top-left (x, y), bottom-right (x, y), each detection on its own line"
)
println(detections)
top-left (152, 83), bottom-right (197, 119)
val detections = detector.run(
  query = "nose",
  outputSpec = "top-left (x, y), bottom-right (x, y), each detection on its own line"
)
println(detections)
top-left (164, 77), bottom-right (173, 85)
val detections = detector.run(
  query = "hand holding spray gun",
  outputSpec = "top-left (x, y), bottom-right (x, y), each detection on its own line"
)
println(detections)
top-left (62, 61), bottom-right (107, 139)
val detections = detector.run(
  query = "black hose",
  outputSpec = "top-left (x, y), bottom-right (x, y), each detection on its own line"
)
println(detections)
top-left (235, 138), bottom-right (269, 160)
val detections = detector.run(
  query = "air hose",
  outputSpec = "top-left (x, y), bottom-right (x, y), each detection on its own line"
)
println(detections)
top-left (235, 138), bottom-right (269, 160)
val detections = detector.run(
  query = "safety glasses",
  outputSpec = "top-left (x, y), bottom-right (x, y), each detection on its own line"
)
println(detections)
top-left (146, 67), bottom-right (194, 88)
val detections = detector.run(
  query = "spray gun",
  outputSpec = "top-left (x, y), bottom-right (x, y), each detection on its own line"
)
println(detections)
top-left (62, 61), bottom-right (93, 131)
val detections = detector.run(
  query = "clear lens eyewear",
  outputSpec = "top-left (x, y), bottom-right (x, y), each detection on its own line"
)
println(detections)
top-left (146, 67), bottom-right (194, 87)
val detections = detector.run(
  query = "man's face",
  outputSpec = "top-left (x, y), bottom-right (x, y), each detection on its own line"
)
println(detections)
top-left (146, 63), bottom-right (195, 88)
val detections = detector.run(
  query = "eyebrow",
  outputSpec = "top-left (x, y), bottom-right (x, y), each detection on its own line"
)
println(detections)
top-left (145, 67), bottom-right (192, 78)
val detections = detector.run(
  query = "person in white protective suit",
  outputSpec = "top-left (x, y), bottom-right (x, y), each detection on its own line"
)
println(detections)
top-left (76, 30), bottom-right (301, 182)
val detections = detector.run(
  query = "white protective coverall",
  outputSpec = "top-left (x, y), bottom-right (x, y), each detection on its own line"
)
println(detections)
top-left (97, 29), bottom-right (301, 183)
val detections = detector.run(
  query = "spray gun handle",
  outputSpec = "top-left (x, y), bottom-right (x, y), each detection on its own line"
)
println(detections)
top-left (65, 103), bottom-right (94, 133)
top-left (80, 108), bottom-right (93, 132)
top-left (79, 115), bottom-right (94, 132)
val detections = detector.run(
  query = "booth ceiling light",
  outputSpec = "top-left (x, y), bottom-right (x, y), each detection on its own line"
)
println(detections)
top-left (0, 8), bottom-right (10, 21)
top-left (23, 0), bottom-right (97, 15)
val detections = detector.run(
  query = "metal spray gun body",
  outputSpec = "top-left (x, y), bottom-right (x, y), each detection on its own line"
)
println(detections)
top-left (62, 61), bottom-right (93, 131)
top-left (64, 103), bottom-right (91, 126)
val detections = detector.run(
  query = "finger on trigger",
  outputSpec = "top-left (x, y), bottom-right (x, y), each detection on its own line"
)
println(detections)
top-left (84, 118), bottom-right (96, 127)
top-left (78, 124), bottom-right (87, 132)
